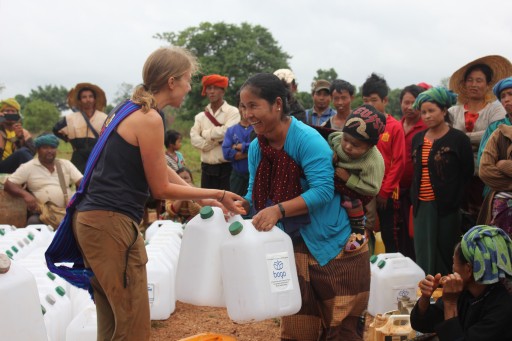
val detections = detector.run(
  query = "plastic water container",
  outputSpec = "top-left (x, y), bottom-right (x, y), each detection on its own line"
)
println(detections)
top-left (0, 227), bottom-right (49, 260)
top-left (41, 285), bottom-right (73, 341)
top-left (176, 206), bottom-right (229, 307)
top-left (149, 230), bottom-right (182, 273)
top-left (147, 252), bottom-right (175, 320)
top-left (145, 219), bottom-right (183, 242)
top-left (65, 303), bottom-right (97, 341)
top-left (0, 254), bottom-right (48, 341)
top-left (0, 224), bottom-right (16, 237)
top-left (220, 220), bottom-right (302, 323)
top-left (374, 314), bottom-right (416, 341)
top-left (367, 256), bottom-right (425, 316)
top-left (69, 285), bottom-right (94, 318)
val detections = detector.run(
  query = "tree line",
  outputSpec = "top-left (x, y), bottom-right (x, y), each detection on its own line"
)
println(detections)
top-left (2, 22), bottom-right (446, 135)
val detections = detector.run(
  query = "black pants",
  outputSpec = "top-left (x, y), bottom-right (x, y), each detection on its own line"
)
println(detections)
top-left (200, 162), bottom-right (232, 191)
top-left (0, 147), bottom-right (33, 173)
top-left (378, 197), bottom-right (397, 253)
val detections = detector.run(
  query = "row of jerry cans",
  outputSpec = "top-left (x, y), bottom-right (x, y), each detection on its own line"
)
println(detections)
top-left (0, 224), bottom-right (54, 261)
top-left (175, 206), bottom-right (302, 323)
top-left (0, 224), bottom-right (95, 341)
top-left (144, 220), bottom-right (183, 320)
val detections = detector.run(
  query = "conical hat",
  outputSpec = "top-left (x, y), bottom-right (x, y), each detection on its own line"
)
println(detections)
top-left (449, 55), bottom-right (512, 104)
top-left (67, 83), bottom-right (107, 111)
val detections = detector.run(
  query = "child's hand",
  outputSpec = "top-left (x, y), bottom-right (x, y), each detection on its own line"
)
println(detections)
top-left (335, 167), bottom-right (350, 182)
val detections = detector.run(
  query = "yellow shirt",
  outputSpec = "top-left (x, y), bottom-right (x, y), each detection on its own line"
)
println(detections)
top-left (2, 130), bottom-right (16, 160)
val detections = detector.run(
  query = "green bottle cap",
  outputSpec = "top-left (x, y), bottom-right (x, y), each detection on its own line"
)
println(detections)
top-left (47, 272), bottom-right (56, 281)
top-left (41, 305), bottom-right (46, 315)
top-left (377, 260), bottom-right (386, 269)
top-left (200, 206), bottom-right (214, 219)
top-left (55, 286), bottom-right (66, 297)
top-left (228, 221), bottom-right (243, 236)
top-left (11, 246), bottom-right (19, 253)
top-left (27, 232), bottom-right (35, 241)
top-left (0, 229), bottom-right (5, 236)
top-left (370, 255), bottom-right (378, 264)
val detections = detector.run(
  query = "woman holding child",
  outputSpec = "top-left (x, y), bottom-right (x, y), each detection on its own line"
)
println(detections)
top-left (240, 73), bottom-right (368, 340)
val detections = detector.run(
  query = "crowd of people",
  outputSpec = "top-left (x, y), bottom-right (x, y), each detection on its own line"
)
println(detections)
top-left (1, 49), bottom-right (512, 340)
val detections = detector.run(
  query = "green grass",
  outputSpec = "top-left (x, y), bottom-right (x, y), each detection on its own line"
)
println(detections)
top-left (179, 137), bottom-right (202, 187)
top-left (58, 136), bottom-right (202, 187)
top-left (57, 142), bottom-right (73, 160)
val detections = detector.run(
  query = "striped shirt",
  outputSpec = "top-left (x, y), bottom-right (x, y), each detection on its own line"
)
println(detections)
top-left (419, 138), bottom-right (435, 201)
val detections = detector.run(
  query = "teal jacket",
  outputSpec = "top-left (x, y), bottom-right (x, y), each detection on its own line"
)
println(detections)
top-left (245, 117), bottom-right (350, 266)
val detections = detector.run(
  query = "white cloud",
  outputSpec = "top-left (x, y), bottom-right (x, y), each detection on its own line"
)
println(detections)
top-left (1, 0), bottom-right (511, 102)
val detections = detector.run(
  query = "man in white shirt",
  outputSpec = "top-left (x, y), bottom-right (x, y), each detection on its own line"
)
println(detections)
top-left (190, 74), bottom-right (240, 190)
top-left (4, 134), bottom-right (83, 228)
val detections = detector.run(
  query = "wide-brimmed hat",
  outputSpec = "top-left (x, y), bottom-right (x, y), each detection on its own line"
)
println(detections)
top-left (67, 83), bottom-right (107, 111)
top-left (449, 55), bottom-right (512, 104)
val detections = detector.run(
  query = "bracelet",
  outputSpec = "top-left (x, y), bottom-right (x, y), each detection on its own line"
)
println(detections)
top-left (219, 190), bottom-right (226, 202)
top-left (277, 203), bottom-right (285, 218)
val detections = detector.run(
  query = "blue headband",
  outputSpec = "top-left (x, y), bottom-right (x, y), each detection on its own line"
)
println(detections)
top-left (34, 134), bottom-right (59, 148)
top-left (493, 77), bottom-right (512, 99)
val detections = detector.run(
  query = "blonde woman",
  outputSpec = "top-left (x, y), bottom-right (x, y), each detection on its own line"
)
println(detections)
top-left (46, 47), bottom-right (244, 341)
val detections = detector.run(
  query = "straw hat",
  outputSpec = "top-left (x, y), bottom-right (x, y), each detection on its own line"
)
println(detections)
top-left (67, 83), bottom-right (107, 111)
top-left (449, 55), bottom-right (512, 104)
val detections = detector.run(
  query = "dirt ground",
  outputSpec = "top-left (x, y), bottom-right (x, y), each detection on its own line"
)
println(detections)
top-left (150, 302), bottom-right (375, 341)
top-left (150, 301), bottom-right (281, 341)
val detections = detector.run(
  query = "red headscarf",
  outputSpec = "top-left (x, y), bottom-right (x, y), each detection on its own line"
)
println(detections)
top-left (201, 74), bottom-right (229, 96)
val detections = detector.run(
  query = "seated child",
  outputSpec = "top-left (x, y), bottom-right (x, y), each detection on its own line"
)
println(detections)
top-left (165, 167), bottom-right (201, 223)
top-left (164, 129), bottom-right (186, 171)
top-left (328, 104), bottom-right (386, 250)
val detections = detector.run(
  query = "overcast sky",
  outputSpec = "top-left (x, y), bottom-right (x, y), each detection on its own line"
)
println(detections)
top-left (1, 0), bottom-right (512, 103)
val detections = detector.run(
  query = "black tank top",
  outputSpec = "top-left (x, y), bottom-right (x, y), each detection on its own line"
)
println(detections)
top-left (77, 130), bottom-right (149, 222)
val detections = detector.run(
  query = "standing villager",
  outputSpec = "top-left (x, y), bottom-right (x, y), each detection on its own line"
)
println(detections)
top-left (53, 83), bottom-right (108, 173)
top-left (411, 87), bottom-right (474, 276)
top-left (190, 74), bottom-right (240, 190)
top-left (240, 73), bottom-right (367, 340)
top-left (448, 55), bottom-right (512, 229)
top-left (362, 73), bottom-right (406, 253)
top-left (477, 77), bottom-right (512, 234)
top-left (398, 84), bottom-right (427, 260)
top-left (46, 47), bottom-right (245, 341)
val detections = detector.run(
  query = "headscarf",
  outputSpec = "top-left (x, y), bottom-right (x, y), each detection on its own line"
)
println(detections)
top-left (0, 98), bottom-right (21, 112)
top-left (34, 134), bottom-right (59, 148)
top-left (412, 87), bottom-right (457, 110)
top-left (493, 77), bottom-right (512, 99)
top-left (461, 225), bottom-right (512, 284)
top-left (201, 74), bottom-right (229, 96)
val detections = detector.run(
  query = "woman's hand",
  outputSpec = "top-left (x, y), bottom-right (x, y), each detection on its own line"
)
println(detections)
top-left (196, 191), bottom-right (246, 216)
top-left (417, 273), bottom-right (441, 315)
top-left (419, 273), bottom-right (442, 299)
top-left (252, 205), bottom-right (281, 231)
top-left (441, 272), bottom-right (463, 304)
top-left (441, 272), bottom-right (463, 319)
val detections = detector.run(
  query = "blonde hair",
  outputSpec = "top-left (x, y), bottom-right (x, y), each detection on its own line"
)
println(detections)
top-left (131, 46), bottom-right (199, 112)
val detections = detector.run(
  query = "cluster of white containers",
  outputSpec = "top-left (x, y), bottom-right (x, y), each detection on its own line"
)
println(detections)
top-left (0, 223), bottom-right (95, 341)
top-left (175, 206), bottom-right (302, 323)
top-left (0, 206), bottom-right (303, 340)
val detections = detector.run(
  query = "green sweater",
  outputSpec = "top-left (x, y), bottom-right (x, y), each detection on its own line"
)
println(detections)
top-left (328, 132), bottom-right (385, 197)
